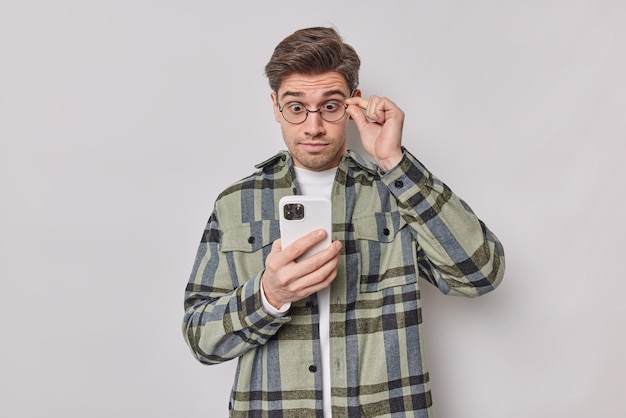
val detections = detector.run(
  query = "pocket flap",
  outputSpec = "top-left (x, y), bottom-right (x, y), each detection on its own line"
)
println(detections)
top-left (220, 220), bottom-right (278, 252)
top-left (353, 211), bottom-right (405, 242)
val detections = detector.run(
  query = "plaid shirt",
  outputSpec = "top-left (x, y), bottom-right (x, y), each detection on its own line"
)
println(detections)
top-left (183, 148), bottom-right (505, 417)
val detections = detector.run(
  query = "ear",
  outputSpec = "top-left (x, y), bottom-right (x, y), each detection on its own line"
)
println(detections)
top-left (270, 92), bottom-right (281, 123)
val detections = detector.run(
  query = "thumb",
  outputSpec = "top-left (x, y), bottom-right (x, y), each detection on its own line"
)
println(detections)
top-left (346, 104), bottom-right (369, 131)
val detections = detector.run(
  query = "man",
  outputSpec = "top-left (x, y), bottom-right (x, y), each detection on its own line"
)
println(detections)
top-left (183, 26), bottom-right (505, 417)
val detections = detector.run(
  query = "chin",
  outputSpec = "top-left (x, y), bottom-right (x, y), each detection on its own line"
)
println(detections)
top-left (299, 155), bottom-right (341, 171)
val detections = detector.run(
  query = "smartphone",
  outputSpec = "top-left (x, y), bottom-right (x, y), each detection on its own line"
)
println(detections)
top-left (279, 196), bottom-right (332, 260)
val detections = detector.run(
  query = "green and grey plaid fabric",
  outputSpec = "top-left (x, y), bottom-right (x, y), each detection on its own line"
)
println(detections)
top-left (183, 149), bottom-right (505, 417)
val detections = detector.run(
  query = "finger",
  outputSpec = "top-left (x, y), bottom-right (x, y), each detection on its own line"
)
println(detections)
top-left (264, 239), bottom-right (284, 271)
top-left (344, 96), bottom-right (370, 110)
top-left (366, 95), bottom-right (379, 115)
top-left (302, 269), bottom-right (338, 296)
top-left (344, 95), bottom-right (381, 119)
top-left (368, 96), bottom-right (390, 124)
top-left (293, 240), bottom-right (341, 271)
top-left (271, 238), bottom-right (283, 252)
top-left (301, 259), bottom-right (339, 293)
top-left (274, 242), bottom-right (341, 302)
top-left (345, 96), bottom-right (386, 124)
top-left (294, 252), bottom-right (340, 294)
top-left (345, 102), bottom-right (369, 129)
top-left (281, 229), bottom-right (328, 261)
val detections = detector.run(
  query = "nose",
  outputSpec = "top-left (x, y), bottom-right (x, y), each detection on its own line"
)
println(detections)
top-left (303, 110), bottom-right (325, 137)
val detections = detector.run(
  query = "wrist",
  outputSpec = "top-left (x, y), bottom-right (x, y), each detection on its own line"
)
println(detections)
top-left (260, 277), bottom-right (290, 316)
top-left (376, 152), bottom-right (403, 173)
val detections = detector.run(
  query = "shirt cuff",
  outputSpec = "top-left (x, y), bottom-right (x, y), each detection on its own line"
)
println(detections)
top-left (261, 279), bottom-right (291, 317)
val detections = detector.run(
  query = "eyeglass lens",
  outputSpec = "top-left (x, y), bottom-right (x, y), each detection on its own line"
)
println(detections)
top-left (281, 100), bottom-right (347, 124)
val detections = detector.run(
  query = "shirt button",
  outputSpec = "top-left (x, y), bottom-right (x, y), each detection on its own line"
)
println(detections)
top-left (248, 236), bottom-right (255, 244)
top-left (394, 180), bottom-right (404, 188)
top-left (383, 228), bottom-right (390, 236)
top-left (305, 302), bottom-right (313, 309)
top-left (309, 365), bottom-right (317, 373)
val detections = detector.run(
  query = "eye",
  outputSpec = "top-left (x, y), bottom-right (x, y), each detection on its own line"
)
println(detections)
top-left (322, 100), bottom-right (342, 112)
top-left (285, 102), bottom-right (305, 114)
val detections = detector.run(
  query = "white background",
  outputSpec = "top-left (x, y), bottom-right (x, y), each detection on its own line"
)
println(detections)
top-left (1, 1), bottom-right (624, 417)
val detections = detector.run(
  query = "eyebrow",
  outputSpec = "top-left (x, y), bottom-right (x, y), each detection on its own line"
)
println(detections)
top-left (280, 89), bottom-right (348, 102)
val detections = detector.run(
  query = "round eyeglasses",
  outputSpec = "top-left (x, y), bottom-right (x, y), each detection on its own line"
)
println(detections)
top-left (278, 99), bottom-right (348, 124)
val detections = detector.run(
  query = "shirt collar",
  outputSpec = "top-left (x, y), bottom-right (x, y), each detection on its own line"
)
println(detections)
top-left (254, 149), bottom-right (379, 176)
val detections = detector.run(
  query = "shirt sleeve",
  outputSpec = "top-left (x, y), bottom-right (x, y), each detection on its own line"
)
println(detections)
top-left (381, 148), bottom-right (505, 297)
top-left (182, 208), bottom-right (291, 365)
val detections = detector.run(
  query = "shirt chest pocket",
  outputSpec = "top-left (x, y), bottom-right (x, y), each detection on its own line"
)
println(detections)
top-left (220, 220), bottom-right (278, 279)
top-left (353, 211), bottom-right (419, 292)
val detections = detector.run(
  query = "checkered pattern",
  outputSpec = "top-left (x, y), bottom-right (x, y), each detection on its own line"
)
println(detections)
top-left (183, 148), bottom-right (505, 417)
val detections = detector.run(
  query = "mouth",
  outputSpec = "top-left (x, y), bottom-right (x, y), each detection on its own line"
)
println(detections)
top-left (299, 142), bottom-right (329, 153)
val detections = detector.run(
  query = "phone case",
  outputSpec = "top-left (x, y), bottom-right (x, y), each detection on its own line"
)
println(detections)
top-left (279, 195), bottom-right (332, 260)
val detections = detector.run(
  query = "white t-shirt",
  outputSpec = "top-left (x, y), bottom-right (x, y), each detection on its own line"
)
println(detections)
top-left (261, 165), bottom-right (336, 417)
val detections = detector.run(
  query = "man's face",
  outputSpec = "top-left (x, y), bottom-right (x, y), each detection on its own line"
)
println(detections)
top-left (271, 72), bottom-right (355, 171)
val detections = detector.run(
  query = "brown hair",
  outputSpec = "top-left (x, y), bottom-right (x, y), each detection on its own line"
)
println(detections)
top-left (264, 27), bottom-right (360, 93)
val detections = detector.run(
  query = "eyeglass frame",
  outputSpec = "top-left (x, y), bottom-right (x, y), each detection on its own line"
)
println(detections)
top-left (276, 89), bottom-right (356, 125)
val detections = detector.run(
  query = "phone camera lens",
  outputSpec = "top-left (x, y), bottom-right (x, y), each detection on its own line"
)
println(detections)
top-left (283, 203), bottom-right (305, 220)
